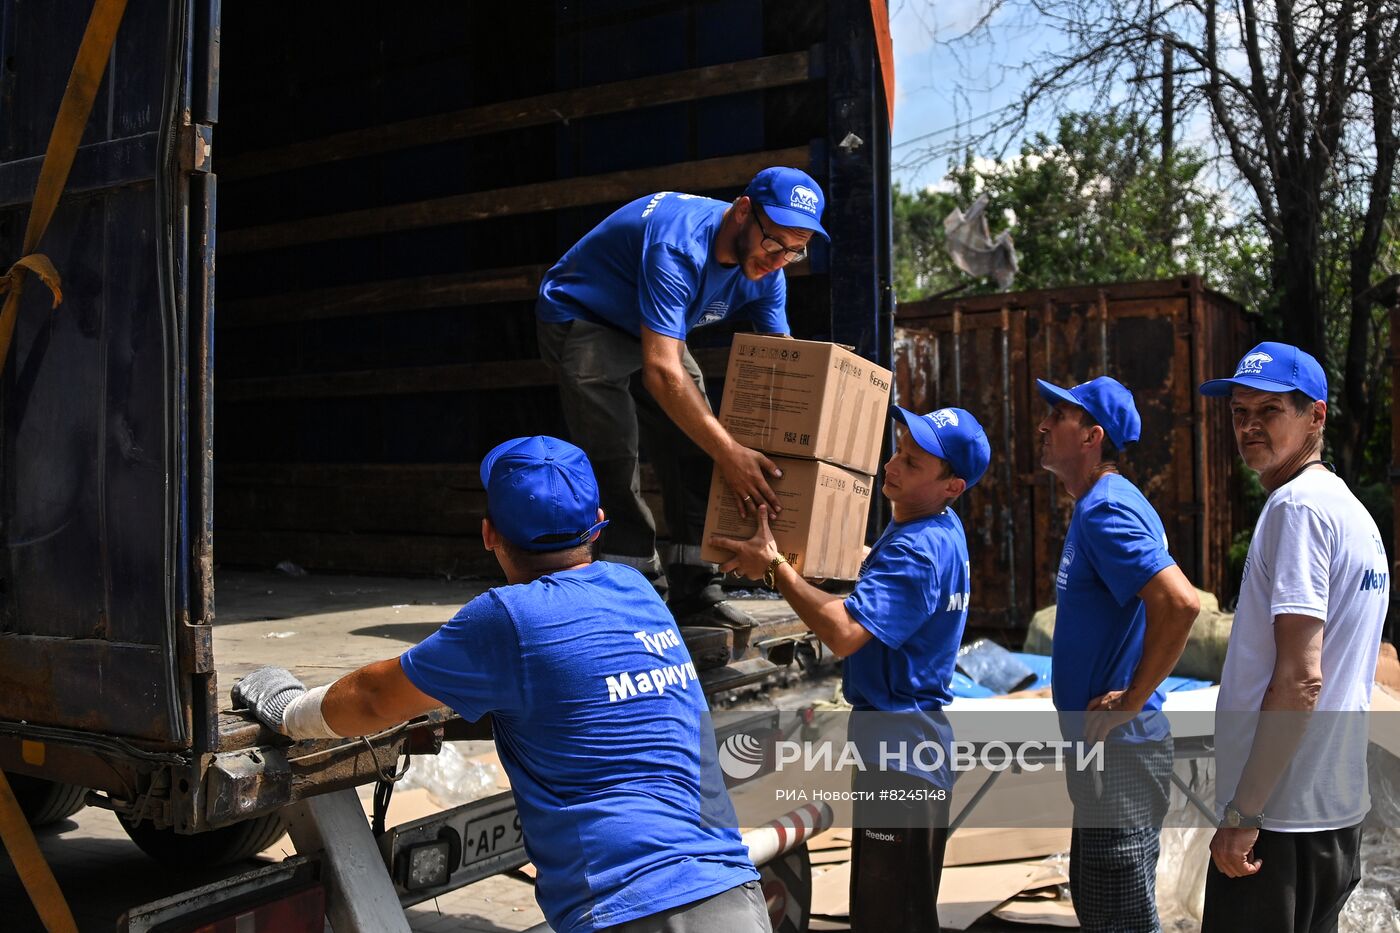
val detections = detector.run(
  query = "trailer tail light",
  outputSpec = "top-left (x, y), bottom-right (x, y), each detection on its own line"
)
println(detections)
top-left (400, 837), bottom-right (454, 891)
top-left (183, 884), bottom-right (325, 932)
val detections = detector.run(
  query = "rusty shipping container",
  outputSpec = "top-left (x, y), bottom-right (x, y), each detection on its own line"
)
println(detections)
top-left (894, 276), bottom-right (1252, 639)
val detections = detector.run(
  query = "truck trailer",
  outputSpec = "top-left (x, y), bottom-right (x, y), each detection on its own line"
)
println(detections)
top-left (0, 1), bottom-right (895, 929)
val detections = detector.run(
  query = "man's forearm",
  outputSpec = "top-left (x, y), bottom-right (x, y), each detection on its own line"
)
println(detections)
top-left (1230, 613), bottom-right (1324, 816)
top-left (1230, 680), bottom-right (1319, 815)
top-left (1124, 604), bottom-right (1196, 706)
top-left (774, 562), bottom-right (870, 657)
top-left (1124, 568), bottom-right (1199, 706)
top-left (642, 363), bottom-right (735, 461)
top-left (322, 658), bottom-right (439, 737)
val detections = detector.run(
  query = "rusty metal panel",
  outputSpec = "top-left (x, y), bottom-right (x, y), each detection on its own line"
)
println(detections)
top-left (896, 277), bottom-right (1251, 638)
top-left (1194, 284), bottom-right (1256, 602)
top-left (894, 305), bottom-right (1036, 632)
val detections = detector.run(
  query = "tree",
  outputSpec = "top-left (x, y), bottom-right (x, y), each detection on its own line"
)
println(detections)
top-left (912, 0), bottom-right (1400, 481)
top-left (894, 183), bottom-right (962, 302)
top-left (895, 110), bottom-right (1264, 305)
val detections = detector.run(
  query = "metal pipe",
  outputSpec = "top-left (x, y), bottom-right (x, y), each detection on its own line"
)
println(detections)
top-left (949, 769), bottom-right (1003, 832)
top-left (1096, 290), bottom-right (1109, 371)
top-left (741, 801), bottom-right (835, 866)
top-left (1000, 306), bottom-right (1018, 628)
top-left (952, 307), bottom-right (963, 406)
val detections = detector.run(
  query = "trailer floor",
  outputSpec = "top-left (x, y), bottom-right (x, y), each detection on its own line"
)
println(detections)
top-left (211, 568), bottom-right (801, 688)
top-left (212, 569), bottom-right (499, 689)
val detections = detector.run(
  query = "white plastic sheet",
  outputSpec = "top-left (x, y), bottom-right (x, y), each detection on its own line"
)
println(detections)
top-left (399, 742), bottom-right (501, 807)
top-left (943, 194), bottom-right (1018, 290)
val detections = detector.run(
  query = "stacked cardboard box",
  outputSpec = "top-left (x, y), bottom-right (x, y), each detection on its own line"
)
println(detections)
top-left (701, 334), bottom-right (893, 580)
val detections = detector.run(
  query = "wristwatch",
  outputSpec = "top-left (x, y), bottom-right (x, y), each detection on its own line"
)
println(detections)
top-left (1221, 801), bottom-right (1264, 830)
top-left (763, 554), bottom-right (790, 589)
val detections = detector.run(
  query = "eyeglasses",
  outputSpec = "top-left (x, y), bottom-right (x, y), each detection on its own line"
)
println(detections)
top-left (752, 209), bottom-right (808, 263)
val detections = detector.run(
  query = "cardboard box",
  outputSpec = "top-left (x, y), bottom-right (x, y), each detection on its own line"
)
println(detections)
top-left (718, 334), bottom-right (893, 475)
top-left (700, 456), bottom-right (872, 580)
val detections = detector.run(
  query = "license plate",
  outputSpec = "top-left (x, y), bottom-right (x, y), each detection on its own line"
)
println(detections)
top-left (461, 805), bottom-right (523, 867)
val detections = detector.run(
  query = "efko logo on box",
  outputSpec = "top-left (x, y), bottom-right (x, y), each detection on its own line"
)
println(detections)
top-left (717, 730), bottom-right (1104, 782)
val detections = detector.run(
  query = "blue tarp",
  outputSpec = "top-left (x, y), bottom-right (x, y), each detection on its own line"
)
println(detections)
top-left (948, 651), bottom-right (1213, 698)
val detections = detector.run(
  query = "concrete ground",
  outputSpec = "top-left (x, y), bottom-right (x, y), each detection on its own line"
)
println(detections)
top-left (0, 785), bottom-right (549, 933)
top-left (0, 784), bottom-right (1083, 932)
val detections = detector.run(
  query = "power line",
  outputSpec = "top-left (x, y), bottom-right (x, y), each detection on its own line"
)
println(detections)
top-left (892, 102), bottom-right (1021, 150)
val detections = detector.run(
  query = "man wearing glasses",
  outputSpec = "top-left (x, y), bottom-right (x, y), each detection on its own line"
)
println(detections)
top-left (536, 166), bottom-right (827, 628)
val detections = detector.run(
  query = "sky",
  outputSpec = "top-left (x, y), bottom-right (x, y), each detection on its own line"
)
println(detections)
top-left (888, 0), bottom-right (1061, 190)
top-left (887, 0), bottom-right (1223, 193)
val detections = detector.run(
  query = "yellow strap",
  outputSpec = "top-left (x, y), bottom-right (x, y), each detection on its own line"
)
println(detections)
top-left (0, 0), bottom-right (130, 381)
top-left (0, 770), bottom-right (78, 933)
top-left (0, 3), bottom-right (131, 928)
top-left (0, 254), bottom-right (63, 308)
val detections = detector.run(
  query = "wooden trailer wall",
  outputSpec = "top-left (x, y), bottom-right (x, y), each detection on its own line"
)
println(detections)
top-left (209, 1), bottom-right (894, 577)
top-left (895, 277), bottom-right (1252, 639)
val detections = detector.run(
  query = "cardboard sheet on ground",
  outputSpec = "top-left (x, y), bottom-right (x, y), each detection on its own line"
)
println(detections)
top-left (993, 896), bottom-right (1079, 926)
top-left (938, 863), bottom-right (1042, 930)
top-left (810, 862), bottom-right (852, 917)
top-left (811, 858), bottom-right (1057, 928)
top-left (810, 848), bottom-right (852, 866)
top-left (945, 826), bottom-right (1070, 867)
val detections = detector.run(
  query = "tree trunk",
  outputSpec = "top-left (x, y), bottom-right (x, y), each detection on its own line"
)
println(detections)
top-left (1273, 216), bottom-right (1327, 358)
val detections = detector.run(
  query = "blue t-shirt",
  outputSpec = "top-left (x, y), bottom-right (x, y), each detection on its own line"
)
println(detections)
top-left (1052, 472), bottom-right (1176, 742)
top-left (400, 562), bottom-right (756, 933)
top-left (536, 191), bottom-right (790, 339)
top-left (841, 510), bottom-right (971, 787)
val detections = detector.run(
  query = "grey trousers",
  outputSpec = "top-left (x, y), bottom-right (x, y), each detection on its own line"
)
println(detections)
top-left (599, 880), bottom-right (770, 933)
top-left (1064, 738), bottom-right (1174, 933)
top-left (537, 317), bottom-right (719, 605)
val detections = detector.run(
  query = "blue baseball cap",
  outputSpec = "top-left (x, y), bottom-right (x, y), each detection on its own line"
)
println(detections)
top-left (480, 436), bottom-right (608, 552)
top-left (1036, 376), bottom-right (1142, 448)
top-left (744, 167), bottom-right (829, 240)
top-left (890, 406), bottom-right (992, 489)
top-left (1199, 341), bottom-right (1328, 401)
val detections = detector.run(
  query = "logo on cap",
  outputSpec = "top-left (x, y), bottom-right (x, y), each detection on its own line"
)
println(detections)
top-left (1236, 351), bottom-right (1273, 376)
top-left (930, 408), bottom-right (960, 428)
top-left (789, 185), bottom-right (819, 215)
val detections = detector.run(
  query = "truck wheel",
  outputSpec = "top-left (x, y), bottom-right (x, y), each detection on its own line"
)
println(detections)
top-left (120, 812), bottom-right (288, 867)
top-left (6, 774), bottom-right (88, 826)
top-left (759, 842), bottom-right (813, 933)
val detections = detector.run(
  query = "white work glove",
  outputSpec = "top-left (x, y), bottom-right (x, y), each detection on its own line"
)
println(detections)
top-left (231, 666), bottom-right (306, 735)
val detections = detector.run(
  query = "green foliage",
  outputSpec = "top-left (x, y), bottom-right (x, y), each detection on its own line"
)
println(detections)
top-left (892, 184), bottom-right (964, 301)
top-left (893, 110), bottom-right (1268, 305)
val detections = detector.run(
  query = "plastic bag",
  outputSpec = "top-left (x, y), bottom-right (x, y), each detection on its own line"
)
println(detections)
top-left (956, 638), bottom-right (1037, 694)
top-left (399, 741), bottom-right (500, 808)
top-left (943, 194), bottom-right (1018, 290)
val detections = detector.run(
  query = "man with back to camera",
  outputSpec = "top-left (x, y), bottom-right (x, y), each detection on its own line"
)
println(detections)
top-left (712, 404), bottom-right (991, 932)
top-left (536, 166), bottom-right (827, 631)
top-left (231, 436), bottom-right (769, 933)
top-left (1198, 342), bottom-right (1386, 932)
top-left (1035, 375), bottom-right (1200, 933)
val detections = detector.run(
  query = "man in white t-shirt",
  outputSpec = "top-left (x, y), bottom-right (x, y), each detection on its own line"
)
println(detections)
top-left (1198, 341), bottom-right (1387, 931)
